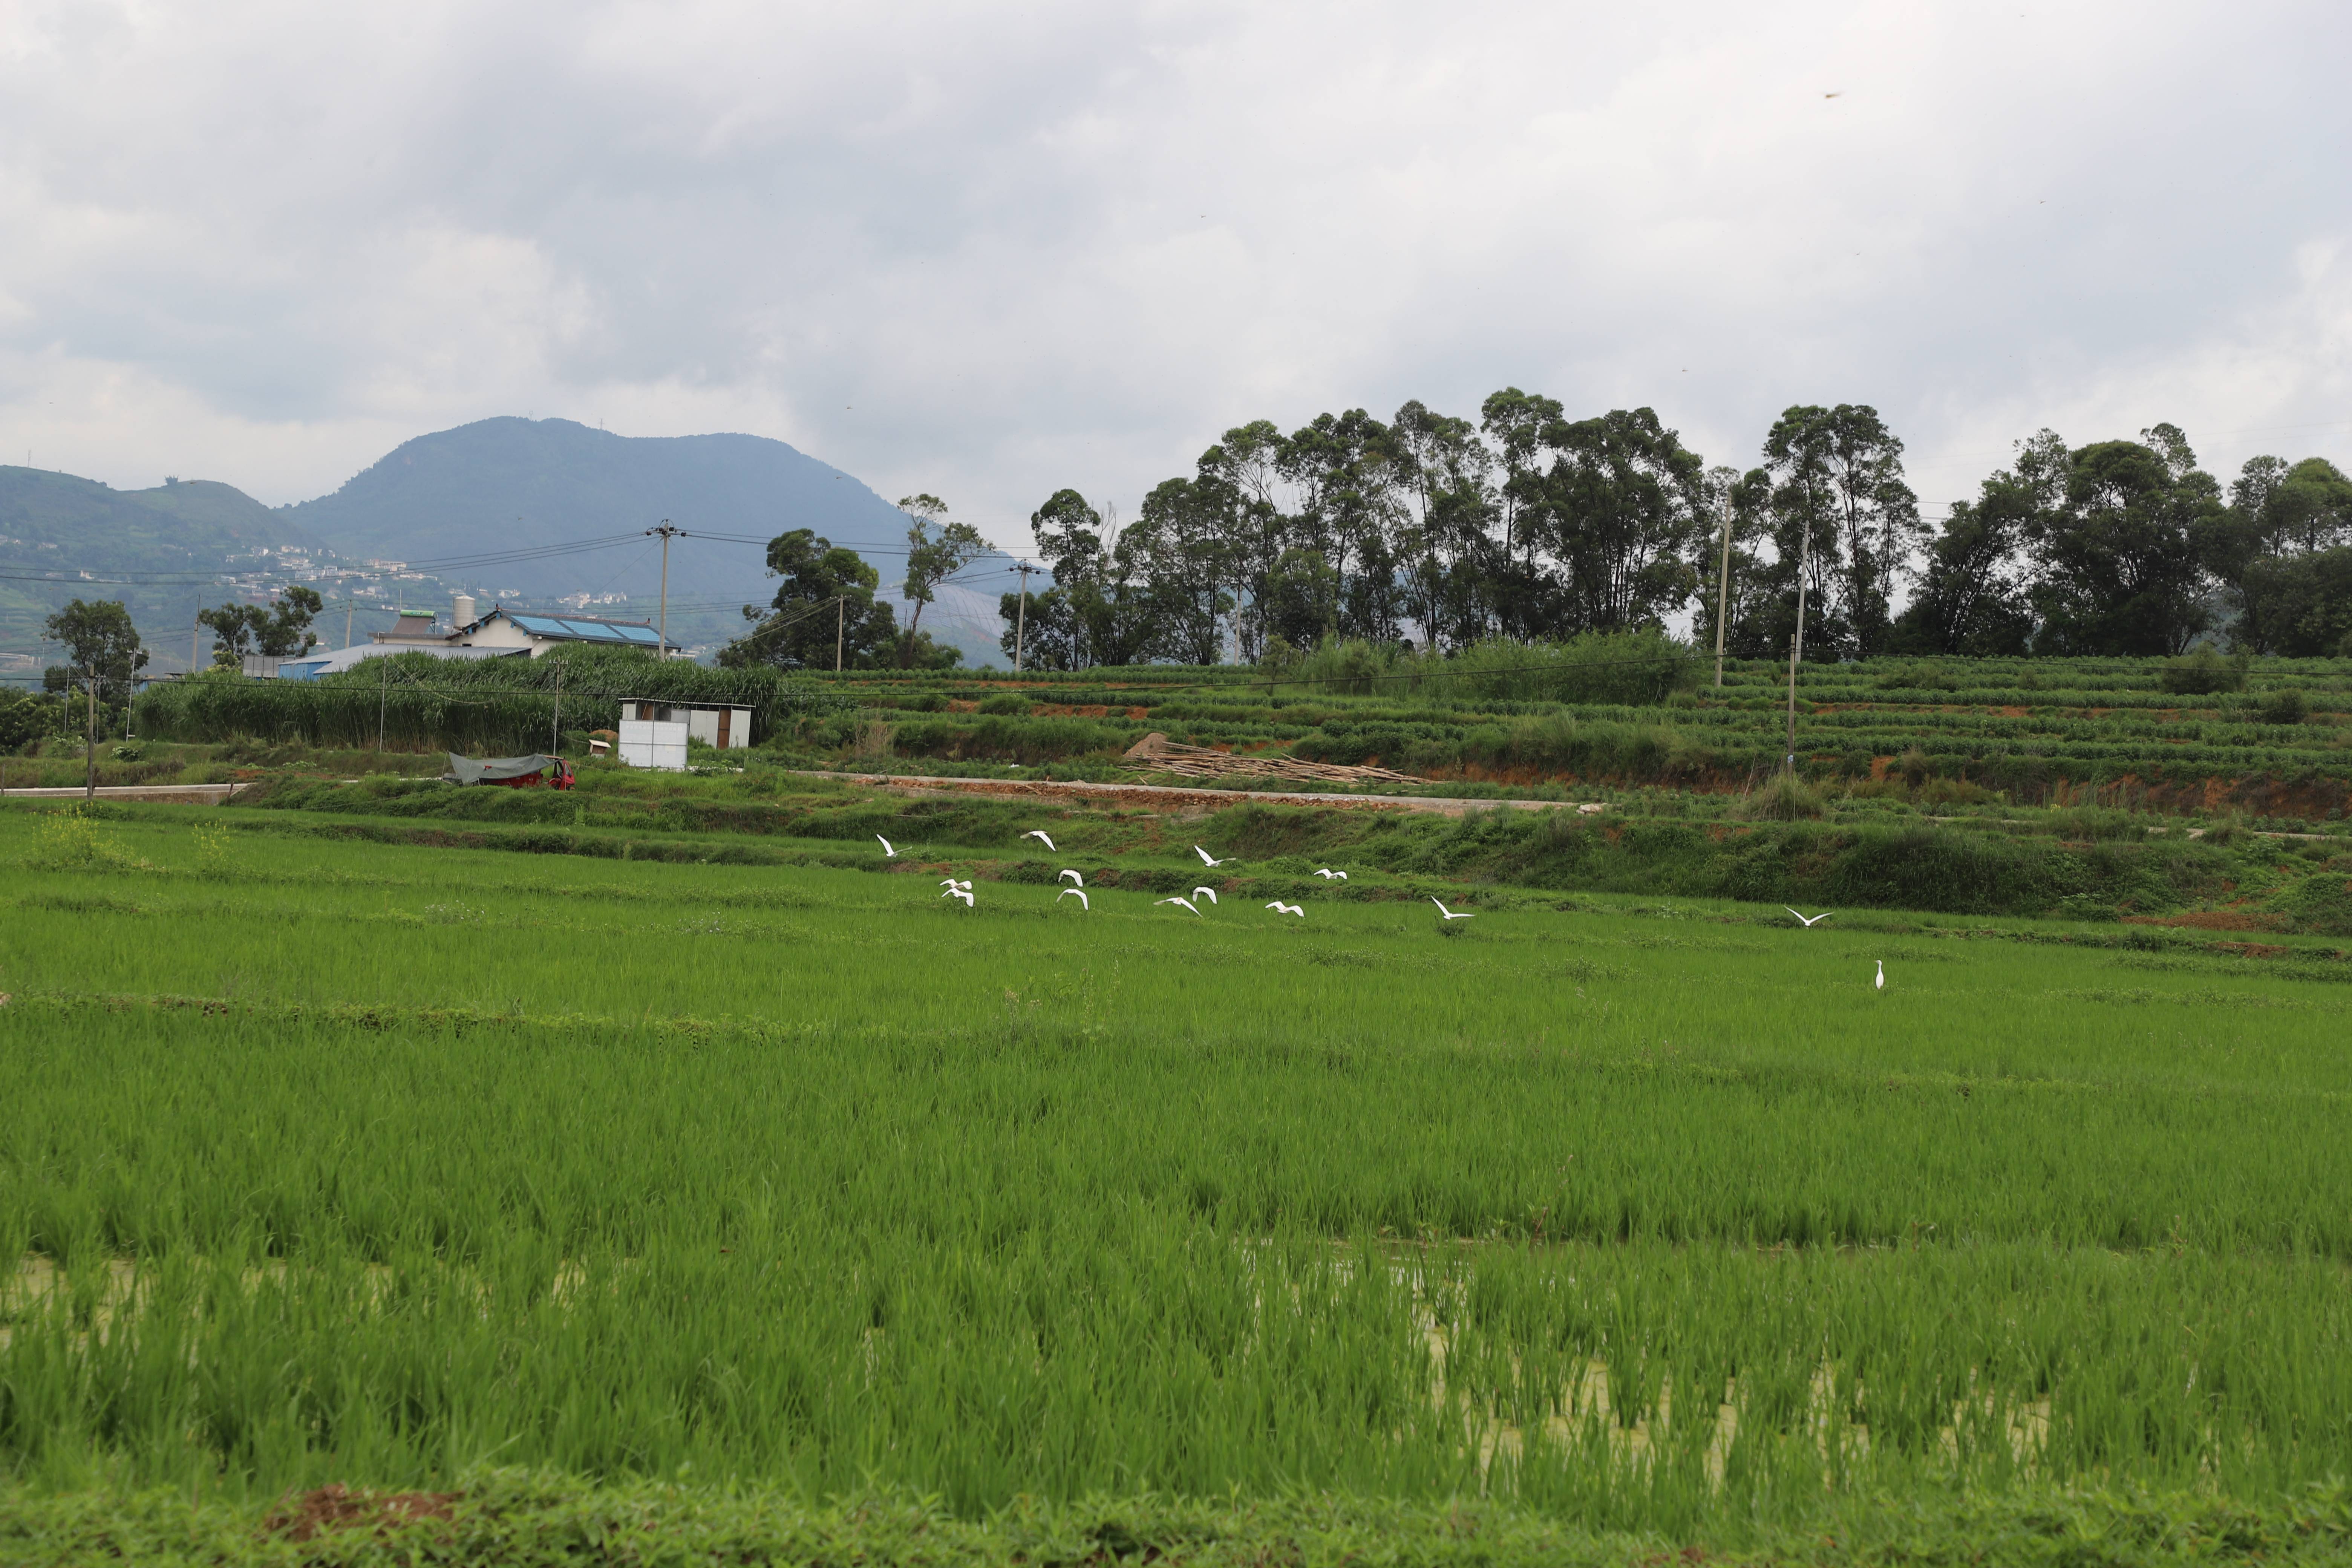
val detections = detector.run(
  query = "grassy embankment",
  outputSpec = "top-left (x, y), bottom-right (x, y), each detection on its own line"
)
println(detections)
top-left (80, 649), bottom-right (2352, 822)
top-left (4, 804), bottom-right (2352, 1563)
top-left (200, 756), bottom-right (2350, 926)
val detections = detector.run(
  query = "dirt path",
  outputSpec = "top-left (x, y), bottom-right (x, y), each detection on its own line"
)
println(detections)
top-left (795, 769), bottom-right (1591, 818)
top-left (2, 783), bottom-right (251, 805)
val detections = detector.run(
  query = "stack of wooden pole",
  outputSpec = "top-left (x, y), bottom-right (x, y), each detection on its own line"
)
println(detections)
top-left (1121, 732), bottom-right (1431, 787)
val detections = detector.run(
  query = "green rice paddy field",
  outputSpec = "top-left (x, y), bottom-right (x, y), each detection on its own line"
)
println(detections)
top-left (4, 800), bottom-right (2352, 1564)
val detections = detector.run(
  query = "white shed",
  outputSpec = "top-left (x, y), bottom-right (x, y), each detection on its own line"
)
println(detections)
top-left (617, 699), bottom-right (753, 770)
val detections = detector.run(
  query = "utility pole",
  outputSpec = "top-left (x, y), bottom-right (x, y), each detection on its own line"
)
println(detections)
top-left (192, 612), bottom-right (201, 674)
top-left (344, 599), bottom-right (354, 649)
top-left (378, 659), bottom-right (388, 752)
top-left (1012, 562), bottom-right (1035, 672)
top-left (84, 662), bottom-right (97, 801)
top-left (1785, 511), bottom-right (1814, 772)
top-left (551, 663), bottom-right (563, 753)
top-left (646, 522), bottom-right (684, 659)
top-left (1712, 494), bottom-right (1735, 691)
top-left (835, 596), bottom-right (845, 674)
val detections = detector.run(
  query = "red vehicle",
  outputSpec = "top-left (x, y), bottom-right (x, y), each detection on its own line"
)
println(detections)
top-left (444, 753), bottom-right (575, 790)
top-left (493, 759), bottom-right (574, 790)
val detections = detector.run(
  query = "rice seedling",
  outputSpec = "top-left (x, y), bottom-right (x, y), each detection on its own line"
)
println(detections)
top-left (1, 802), bottom-right (2348, 1550)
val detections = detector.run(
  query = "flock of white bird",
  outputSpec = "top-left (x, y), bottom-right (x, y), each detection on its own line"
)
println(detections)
top-left (878, 830), bottom-right (1476, 925)
top-left (879, 833), bottom-right (1884, 985)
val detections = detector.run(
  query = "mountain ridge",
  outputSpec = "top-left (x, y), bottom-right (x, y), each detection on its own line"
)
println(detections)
top-left (280, 417), bottom-right (917, 605)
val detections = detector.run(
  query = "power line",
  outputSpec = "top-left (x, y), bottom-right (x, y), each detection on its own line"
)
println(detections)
top-left (399, 532), bottom-right (648, 570)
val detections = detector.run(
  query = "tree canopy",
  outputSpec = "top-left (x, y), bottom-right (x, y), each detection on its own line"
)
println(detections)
top-left (42, 597), bottom-right (149, 694)
top-left (199, 586), bottom-right (322, 666)
top-left (716, 528), bottom-right (900, 672)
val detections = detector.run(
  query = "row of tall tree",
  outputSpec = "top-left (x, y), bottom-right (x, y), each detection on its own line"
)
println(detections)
top-left (966, 397), bottom-right (2352, 667)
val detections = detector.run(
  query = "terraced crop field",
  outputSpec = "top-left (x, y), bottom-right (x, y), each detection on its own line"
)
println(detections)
top-left (5, 797), bottom-right (2352, 1564)
top-left (786, 652), bottom-right (2352, 821)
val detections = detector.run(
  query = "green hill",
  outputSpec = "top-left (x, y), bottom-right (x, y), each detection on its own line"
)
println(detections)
top-left (280, 416), bottom-right (916, 603)
top-left (0, 468), bottom-right (324, 676)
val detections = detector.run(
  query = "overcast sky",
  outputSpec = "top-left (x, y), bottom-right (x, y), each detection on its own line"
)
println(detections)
top-left (4, 0), bottom-right (2348, 550)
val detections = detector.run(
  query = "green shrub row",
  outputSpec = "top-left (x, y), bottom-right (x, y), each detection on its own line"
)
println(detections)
top-left (136, 647), bottom-right (848, 752)
top-left (7, 1473), bottom-right (2349, 1568)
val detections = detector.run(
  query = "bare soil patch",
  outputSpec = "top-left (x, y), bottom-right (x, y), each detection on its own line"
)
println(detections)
top-left (263, 1484), bottom-right (459, 1542)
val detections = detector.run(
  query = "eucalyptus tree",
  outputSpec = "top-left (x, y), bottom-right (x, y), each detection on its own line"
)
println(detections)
top-left (2234, 455), bottom-right (2352, 557)
top-left (1028, 488), bottom-right (1159, 666)
top-left (1131, 477), bottom-right (1235, 665)
top-left (895, 495), bottom-right (990, 667)
top-left (2223, 455), bottom-right (2352, 653)
top-left (1759, 404), bottom-right (1920, 660)
top-left (1391, 399), bottom-right (1498, 652)
top-left (1194, 421), bottom-right (1289, 661)
top-left (1690, 466), bottom-right (1775, 664)
top-left (2025, 425), bottom-right (2226, 656)
top-left (1279, 408), bottom-right (1405, 643)
top-left (1479, 387), bottom-right (1562, 577)
top-left (1889, 431), bottom-right (2063, 656)
top-left (1539, 406), bottom-right (1710, 635)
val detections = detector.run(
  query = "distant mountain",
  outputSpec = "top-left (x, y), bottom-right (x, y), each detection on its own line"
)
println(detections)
top-left (0, 467), bottom-right (326, 674)
top-left (0, 420), bottom-right (1018, 675)
top-left (284, 418), bottom-right (913, 602)
top-left (1, 467), bottom-right (317, 566)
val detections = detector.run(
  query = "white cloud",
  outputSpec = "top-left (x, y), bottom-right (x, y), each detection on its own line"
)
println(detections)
top-left (1, 0), bottom-right (2346, 540)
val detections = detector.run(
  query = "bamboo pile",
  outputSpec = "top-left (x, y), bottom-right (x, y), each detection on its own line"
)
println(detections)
top-left (1121, 732), bottom-right (1432, 786)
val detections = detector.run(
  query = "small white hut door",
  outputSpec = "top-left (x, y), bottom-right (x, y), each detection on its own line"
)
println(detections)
top-left (717, 709), bottom-right (732, 748)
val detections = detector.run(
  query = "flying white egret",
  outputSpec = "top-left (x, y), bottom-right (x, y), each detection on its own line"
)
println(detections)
top-left (1156, 896), bottom-right (1202, 917)
top-left (939, 878), bottom-right (972, 892)
top-left (1194, 845), bottom-right (1234, 868)
top-left (1057, 887), bottom-right (1090, 910)
top-left (1784, 908), bottom-right (1834, 928)
top-left (1875, 960), bottom-right (1885, 991)
top-left (1059, 870), bottom-right (1084, 886)
top-left (876, 834), bottom-right (898, 858)
top-left (1431, 898), bottom-right (1476, 921)
top-left (1191, 886), bottom-right (1219, 905)
top-left (1314, 868), bottom-right (1348, 880)
top-left (945, 888), bottom-right (974, 908)
top-left (1264, 901), bottom-right (1305, 917)
top-left (1023, 830), bottom-right (1056, 851)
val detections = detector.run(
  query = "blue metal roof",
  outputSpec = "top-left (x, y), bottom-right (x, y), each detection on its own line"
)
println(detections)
top-left (505, 613), bottom-right (662, 646)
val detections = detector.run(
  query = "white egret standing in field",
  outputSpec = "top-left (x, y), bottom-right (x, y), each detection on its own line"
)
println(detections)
top-left (1431, 898), bottom-right (1476, 921)
top-left (1784, 908), bottom-right (1833, 927)
top-left (1191, 887), bottom-right (1219, 905)
top-left (877, 834), bottom-right (899, 858)
top-left (1024, 829), bottom-right (1056, 851)
top-left (1057, 888), bottom-right (1089, 910)
top-left (1265, 902), bottom-right (1305, 917)
top-left (1059, 870), bottom-right (1084, 886)
top-left (1156, 896), bottom-right (1202, 917)
top-left (1875, 960), bottom-right (1885, 991)
top-left (1194, 846), bottom-right (1234, 868)
top-left (1314, 868), bottom-right (1347, 880)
